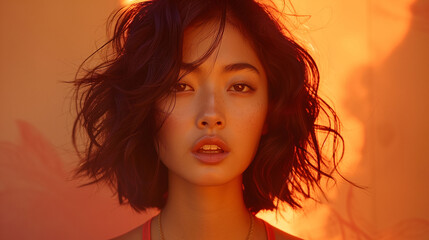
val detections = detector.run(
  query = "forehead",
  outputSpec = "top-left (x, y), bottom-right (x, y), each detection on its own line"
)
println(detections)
top-left (181, 20), bottom-right (264, 76)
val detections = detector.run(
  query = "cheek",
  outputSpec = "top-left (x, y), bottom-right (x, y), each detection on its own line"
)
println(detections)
top-left (228, 99), bottom-right (268, 155)
top-left (157, 97), bottom-right (186, 140)
top-left (156, 105), bottom-right (192, 162)
top-left (231, 97), bottom-right (267, 129)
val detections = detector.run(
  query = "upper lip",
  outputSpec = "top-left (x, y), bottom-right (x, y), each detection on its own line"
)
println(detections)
top-left (191, 135), bottom-right (231, 153)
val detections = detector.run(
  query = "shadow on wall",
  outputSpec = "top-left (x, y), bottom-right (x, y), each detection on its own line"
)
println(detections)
top-left (335, 0), bottom-right (429, 238)
top-left (0, 120), bottom-right (154, 240)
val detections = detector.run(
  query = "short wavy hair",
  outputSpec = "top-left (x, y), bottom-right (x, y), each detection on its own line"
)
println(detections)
top-left (72, 0), bottom-right (344, 214)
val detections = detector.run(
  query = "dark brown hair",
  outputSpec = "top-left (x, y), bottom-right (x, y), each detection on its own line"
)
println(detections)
top-left (72, 0), bottom-right (344, 214)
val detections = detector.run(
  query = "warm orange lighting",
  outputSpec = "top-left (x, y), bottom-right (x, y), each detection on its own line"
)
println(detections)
top-left (121, 0), bottom-right (144, 6)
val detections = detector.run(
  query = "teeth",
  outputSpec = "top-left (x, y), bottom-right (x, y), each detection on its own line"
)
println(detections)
top-left (200, 144), bottom-right (222, 151)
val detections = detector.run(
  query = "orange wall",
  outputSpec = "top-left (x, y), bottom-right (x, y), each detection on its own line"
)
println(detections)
top-left (1, 0), bottom-right (428, 239)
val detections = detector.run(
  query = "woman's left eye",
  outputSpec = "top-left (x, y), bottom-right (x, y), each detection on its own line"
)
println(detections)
top-left (229, 84), bottom-right (254, 93)
top-left (174, 83), bottom-right (193, 92)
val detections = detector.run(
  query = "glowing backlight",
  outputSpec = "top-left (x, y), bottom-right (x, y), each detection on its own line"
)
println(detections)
top-left (121, 0), bottom-right (144, 6)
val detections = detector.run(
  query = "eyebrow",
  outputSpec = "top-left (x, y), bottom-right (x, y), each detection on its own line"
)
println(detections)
top-left (181, 62), bottom-right (260, 75)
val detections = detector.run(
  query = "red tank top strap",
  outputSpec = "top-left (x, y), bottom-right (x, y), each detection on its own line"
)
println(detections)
top-left (141, 217), bottom-right (152, 240)
top-left (262, 219), bottom-right (276, 240)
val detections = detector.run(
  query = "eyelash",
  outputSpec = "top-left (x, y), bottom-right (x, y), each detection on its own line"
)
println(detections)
top-left (174, 83), bottom-right (254, 93)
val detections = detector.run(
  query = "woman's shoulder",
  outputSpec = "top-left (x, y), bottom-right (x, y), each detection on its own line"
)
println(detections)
top-left (109, 222), bottom-right (145, 240)
top-left (272, 227), bottom-right (303, 240)
top-left (259, 218), bottom-right (302, 240)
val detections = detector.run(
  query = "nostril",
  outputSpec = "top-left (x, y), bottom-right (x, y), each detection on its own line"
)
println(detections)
top-left (198, 120), bottom-right (224, 128)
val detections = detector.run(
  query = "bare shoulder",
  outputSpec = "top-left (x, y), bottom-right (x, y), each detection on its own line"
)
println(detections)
top-left (273, 229), bottom-right (302, 240)
top-left (256, 217), bottom-right (302, 240)
top-left (109, 224), bottom-right (143, 240)
top-left (272, 226), bottom-right (303, 240)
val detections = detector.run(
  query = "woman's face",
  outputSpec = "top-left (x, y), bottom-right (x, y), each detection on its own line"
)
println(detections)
top-left (156, 21), bottom-right (268, 186)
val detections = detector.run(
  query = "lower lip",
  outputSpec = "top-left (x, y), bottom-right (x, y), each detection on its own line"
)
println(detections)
top-left (191, 151), bottom-right (230, 164)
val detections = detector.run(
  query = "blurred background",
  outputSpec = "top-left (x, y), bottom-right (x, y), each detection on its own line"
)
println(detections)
top-left (1, 0), bottom-right (428, 239)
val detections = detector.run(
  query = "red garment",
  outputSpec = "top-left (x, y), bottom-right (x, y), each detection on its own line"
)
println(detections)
top-left (142, 216), bottom-right (276, 240)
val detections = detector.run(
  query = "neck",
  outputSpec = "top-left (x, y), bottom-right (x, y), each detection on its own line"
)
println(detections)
top-left (160, 172), bottom-right (251, 240)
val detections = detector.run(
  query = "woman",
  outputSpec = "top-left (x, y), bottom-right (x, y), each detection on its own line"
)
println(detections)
top-left (72, 0), bottom-right (343, 239)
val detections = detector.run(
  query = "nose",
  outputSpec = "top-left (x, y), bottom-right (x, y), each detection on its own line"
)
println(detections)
top-left (198, 115), bottom-right (224, 129)
top-left (196, 90), bottom-right (226, 130)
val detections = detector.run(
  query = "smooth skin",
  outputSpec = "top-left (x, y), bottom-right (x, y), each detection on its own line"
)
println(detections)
top-left (112, 20), bottom-right (301, 240)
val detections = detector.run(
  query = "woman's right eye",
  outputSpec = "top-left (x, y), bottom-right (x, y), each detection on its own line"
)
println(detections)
top-left (174, 83), bottom-right (193, 92)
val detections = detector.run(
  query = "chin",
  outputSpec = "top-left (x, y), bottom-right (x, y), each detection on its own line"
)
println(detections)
top-left (166, 155), bottom-right (250, 187)
top-left (193, 177), bottom-right (236, 187)
top-left (181, 170), bottom-right (243, 187)
top-left (192, 173), bottom-right (242, 187)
